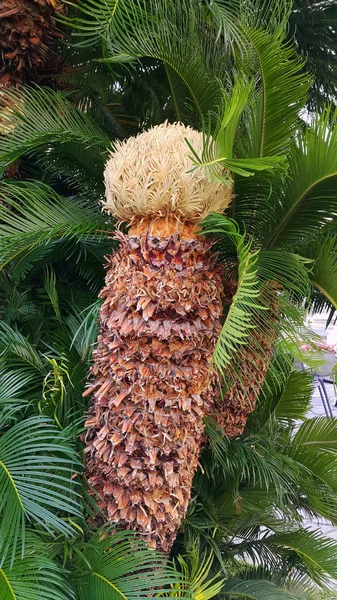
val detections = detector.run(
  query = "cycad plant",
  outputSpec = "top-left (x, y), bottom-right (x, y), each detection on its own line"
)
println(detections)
top-left (2, 0), bottom-right (337, 597)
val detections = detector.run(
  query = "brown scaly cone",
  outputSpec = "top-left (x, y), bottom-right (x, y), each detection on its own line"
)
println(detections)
top-left (83, 122), bottom-right (232, 552)
top-left (0, 0), bottom-right (65, 88)
top-left (84, 219), bottom-right (224, 552)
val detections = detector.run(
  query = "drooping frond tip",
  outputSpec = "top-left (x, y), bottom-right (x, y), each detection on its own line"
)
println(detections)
top-left (103, 121), bottom-right (232, 223)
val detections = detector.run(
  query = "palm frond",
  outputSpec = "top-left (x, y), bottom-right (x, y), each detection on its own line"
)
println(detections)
top-left (0, 416), bottom-right (82, 565)
top-left (0, 180), bottom-right (110, 268)
top-left (241, 28), bottom-right (311, 158)
top-left (0, 367), bottom-right (33, 411)
top-left (266, 529), bottom-right (337, 586)
top-left (0, 532), bottom-right (70, 600)
top-left (201, 214), bottom-right (263, 377)
top-left (222, 578), bottom-right (301, 599)
top-left (256, 251), bottom-right (311, 296)
top-left (0, 321), bottom-right (45, 373)
top-left (65, 0), bottom-right (225, 122)
top-left (272, 371), bottom-right (314, 424)
top-left (266, 105), bottom-right (337, 248)
top-left (301, 234), bottom-right (337, 310)
top-left (293, 417), bottom-right (337, 452)
top-left (0, 86), bottom-right (111, 172)
top-left (162, 548), bottom-right (224, 599)
top-left (69, 529), bottom-right (187, 599)
top-left (207, 0), bottom-right (292, 38)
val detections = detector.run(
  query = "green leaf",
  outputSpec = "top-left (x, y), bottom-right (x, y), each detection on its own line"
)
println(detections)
top-left (163, 550), bottom-right (224, 599)
top-left (65, 0), bottom-right (225, 121)
top-left (303, 234), bottom-right (337, 310)
top-left (0, 532), bottom-right (70, 600)
top-left (0, 180), bottom-right (109, 268)
top-left (242, 28), bottom-right (311, 157)
top-left (222, 578), bottom-right (300, 599)
top-left (0, 322), bottom-right (44, 373)
top-left (0, 416), bottom-right (82, 565)
top-left (201, 214), bottom-right (263, 376)
top-left (0, 86), bottom-right (110, 172)
top-left (266, 106), bottom-right (337, 248)
top-left (70, 530), bottom-right (186, 599)
top-left (273, 371), bottom-right (314, 423)
top-left (266, 529), bottom-right (337, 585)
top-left (256, 250), bottom-right (311, 296)
top-left (293, 417), bottom-right (337, 452)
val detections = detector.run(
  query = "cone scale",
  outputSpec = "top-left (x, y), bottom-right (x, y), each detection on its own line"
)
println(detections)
top-left (84, 123), bottom-right (232, 552)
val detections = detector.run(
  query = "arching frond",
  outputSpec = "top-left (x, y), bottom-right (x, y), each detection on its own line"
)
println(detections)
top-left (301, 234), bottom-right (337, 310)
top-left (201, 214), bottom-right (263, 377)
top-left (0, 416), bottom-right (82, 565)
top-left (65, 0), bottom-right (226, 122)
top-left (0, 180), bottom-right (110, 268)
top-left (0, 532), bottom-right (70, 600)
top-left (266, 106), bottom-right (337, 248)
top-left (69, 529), bottom-right (187, 599)
top-left (266, 529), bottom-right (337, 587)
top-left (0, 86), bottom-right (111, 172)
top-left (272, 371), bottom-right (314, 424)
top-left (222, 578), bottom-right (301, 599)
top-left (241, 28), bottom-right (311, 158)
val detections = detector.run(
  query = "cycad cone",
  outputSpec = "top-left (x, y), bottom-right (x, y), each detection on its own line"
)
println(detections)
top-left (84, 122), bottom-right (232, 552)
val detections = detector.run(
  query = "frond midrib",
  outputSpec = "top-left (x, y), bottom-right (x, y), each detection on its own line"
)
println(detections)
top-left (267, 170), bottom-right (337, 248)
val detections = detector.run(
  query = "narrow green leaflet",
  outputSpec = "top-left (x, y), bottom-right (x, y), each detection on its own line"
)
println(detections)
top-left (266, 106), bottom-right (337, 248)
top-left (0, 532), bottom-right (70, 600)
top-left (266, 529), bottom-right (337, 586)
top-left (242, 28), bottom-right (311, 158)
top-left (272, 371), bottom-right (314, 423)
top-left (201, 214), bottom-right (263, 376)
top-left (222, 578), bottom-right (300, 599)
top-left (0, 86), bottom-right (110, 172)
top-left (70, 530), bottom-right (187, 599)
top-left (0, 416), bottom-right (82, 565)
top-left (0, 180), bottom-right (109, 268)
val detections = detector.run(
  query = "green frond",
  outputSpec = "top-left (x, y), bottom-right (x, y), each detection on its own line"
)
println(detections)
top-left (0, 321), bottom-right (44, 373)
top-left (0, 532), bottom-right (70, 600)
top-left (204, 420), bottom-right (298, 499)
top-left (293, 417), bottom-right (337, 452)
top-left (163, 548), bottom-right (224, 599)
top-left (222, 578), bottom-right (300, 599)
top-left (0, 416), bottom-right (82, 565)
top-left (256, 251), bottom-right (311, 297)
top-left (0, 367), bottom-right (33, 410)
top-left (36, 142), bottom-right (106, 202)
top-left (266, 529), bottom-right (337, 586)
top-left (65, 0), bottom-right (225, 122)
top-left (266, 105), bottom-right (337, 248)
top-left (67, 301), bottom-right (101, 362)
top-left (301, 234), bottom-right (337, 310)
top-left (187, 128), bottom-right (285, 184)
top-left (69, 529), bottom-right (187, 599)
top-left (0, 86), bottom-right (110, 172)
top-left (271, 371), bottom-right (314, 424)
top-left (0, 180), bottom-right (110, 268)
top-left (207, 0), bottom-right (292, 38)
top-left (290, 418), bottom-right (337, 493)
top-left (201, 214), bottom-right (263, 377)
top-left (241, 28), bottom-right (311, 158)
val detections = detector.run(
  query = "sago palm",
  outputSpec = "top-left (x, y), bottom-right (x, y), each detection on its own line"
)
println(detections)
top-left (1, 0), bottom-right (337, 596)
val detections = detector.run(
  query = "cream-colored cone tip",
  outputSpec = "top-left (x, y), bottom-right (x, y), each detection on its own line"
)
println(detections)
top-left (103, 121), bottom-right (232, 223)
